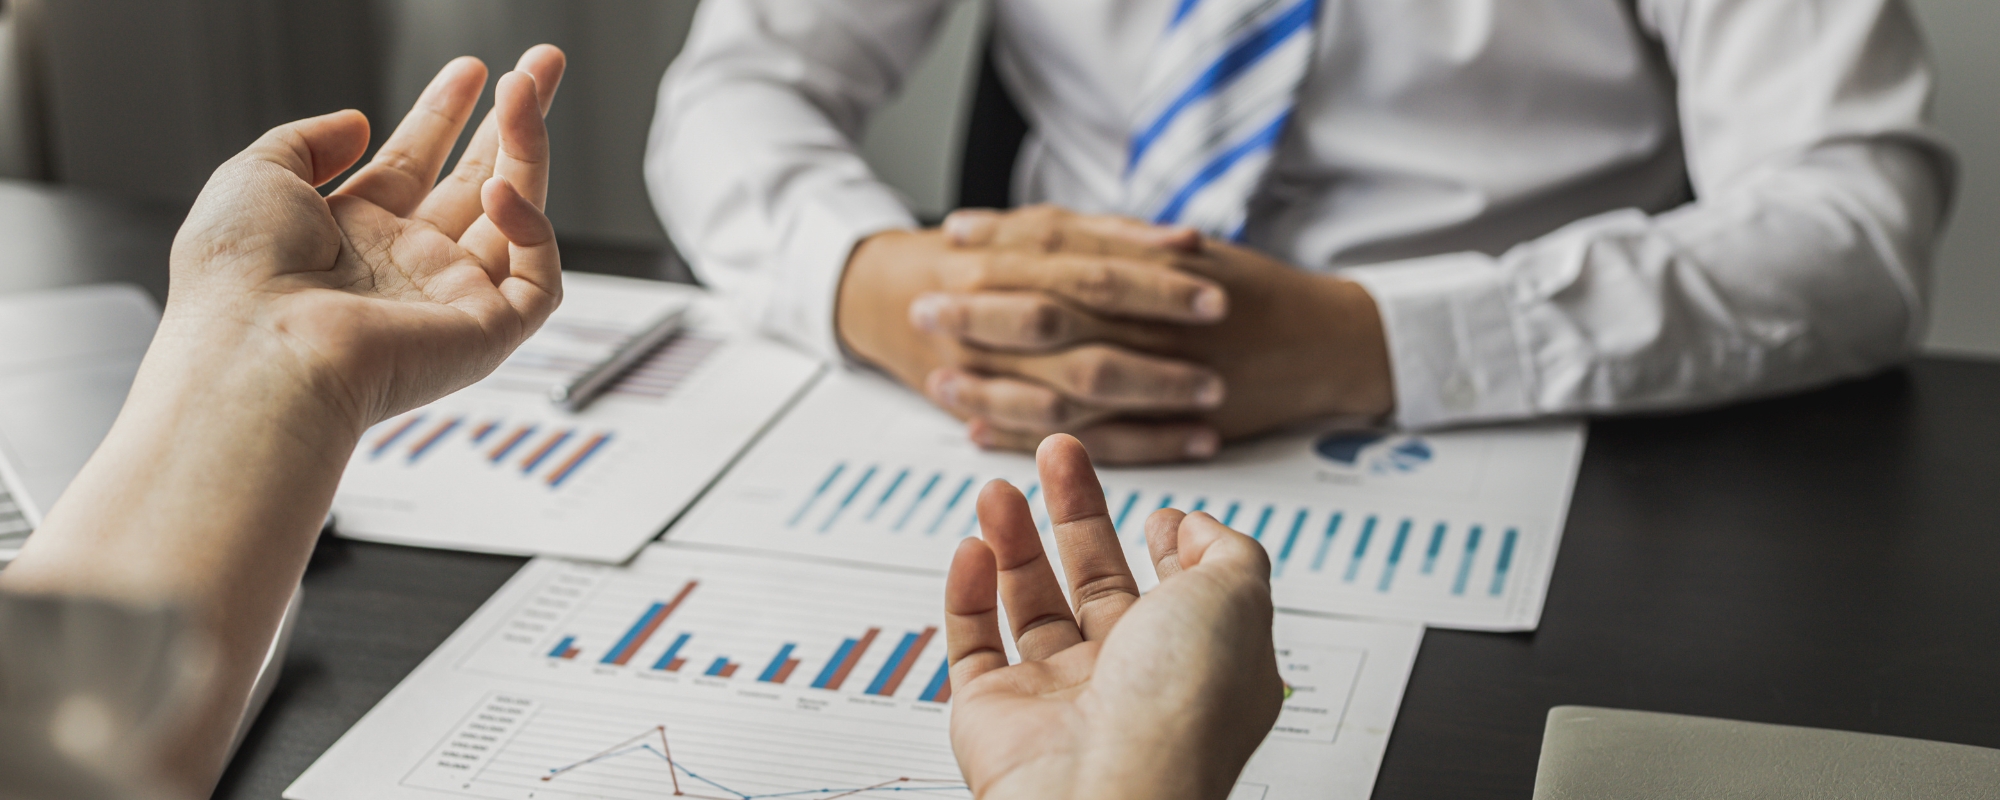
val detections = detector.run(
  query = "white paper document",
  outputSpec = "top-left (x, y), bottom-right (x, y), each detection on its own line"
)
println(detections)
top-left (286, 545), bottom-right (1421, 800)
top-left (0, 283), bottom-right (160, 560)
top-left (671, 372), bottom-right (1585, 630)
top-left (332, 274), bottom-right (823, 562)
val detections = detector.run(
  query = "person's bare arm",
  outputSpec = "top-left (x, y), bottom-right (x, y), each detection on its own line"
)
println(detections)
top-left (0, 46), bottom-right (566, 796)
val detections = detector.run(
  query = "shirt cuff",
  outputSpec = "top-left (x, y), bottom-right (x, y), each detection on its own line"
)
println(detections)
top-left (1342, 252), bottom-right (1536, 429)
top-left (764, 196), bottom-right (916, 364)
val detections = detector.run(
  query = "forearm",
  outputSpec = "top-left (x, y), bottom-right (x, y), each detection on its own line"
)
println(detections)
top-left (1207, 257), bottom-right (1393, 431)
top-left (1346, 138), bottom-right (1948, 427)
top-left (0, 316), bottom-right (359, 792)
top-left (646, 0), bottom-right (929, 360)
top-left (837, 229), bottom-right (954, 384)
top-left (649, 87), bottom-right (915, 361)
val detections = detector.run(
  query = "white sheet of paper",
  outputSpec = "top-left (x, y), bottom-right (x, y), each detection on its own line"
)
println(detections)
top-left (285, 544), bottom-right (1421, 800)
top-left (671, 371), bottom-right (1585, 630)
top-left (0, 283), bottom-right (160, 560)
top-left (331, 274), bottom-right (823, 562)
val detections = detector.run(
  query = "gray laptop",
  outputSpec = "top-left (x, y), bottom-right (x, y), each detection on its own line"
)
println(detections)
top-left (1535, 706), bottom-right (2000, 799)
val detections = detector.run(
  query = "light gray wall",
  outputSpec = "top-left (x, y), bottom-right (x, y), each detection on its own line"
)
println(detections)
top-left (379, 0), bottom-right (699, 248)
top-left (1908, 0), bottom-right (1999, 359)
top-left (378, 0), bottom-right (982, 244)
top-left (855, 0), bottom-right (988, 219)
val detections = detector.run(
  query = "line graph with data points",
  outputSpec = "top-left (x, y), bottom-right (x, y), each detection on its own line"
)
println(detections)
top-left (540, 724), bottom-right (965, 799)
top-left (402, 694), bottom-right (970, 800)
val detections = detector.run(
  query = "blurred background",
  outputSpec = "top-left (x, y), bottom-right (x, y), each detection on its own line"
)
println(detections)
top-left (0, 0), bottom-right (1992, 358)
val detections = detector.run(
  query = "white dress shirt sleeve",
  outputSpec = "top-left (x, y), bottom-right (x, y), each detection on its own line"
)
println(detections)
top-left (1343, 0), bottom-right (1955, 429)
top-left (646, 0), bottom-right (953, 361)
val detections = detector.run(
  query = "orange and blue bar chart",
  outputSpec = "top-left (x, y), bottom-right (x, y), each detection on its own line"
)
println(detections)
top-left (365, 412), bottom-right (615, 490)
top-left (545, 588), bottom-right (950, 703)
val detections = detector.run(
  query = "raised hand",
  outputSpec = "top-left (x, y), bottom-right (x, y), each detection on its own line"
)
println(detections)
top-left (0, 48), bottom-right (571, 795)
top-left (944, 435), bottom-right (1284, 800)
top-left (165, 46), bottom-right (568, 434)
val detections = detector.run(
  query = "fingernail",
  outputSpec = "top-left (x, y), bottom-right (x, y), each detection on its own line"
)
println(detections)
top-left (1195, 377), bottom-right (1226, 408)
top-left (943, 210), bottom-right (997, 246)
top-left (909, 293), bottom-right (951, 333)
top-left (1191, 287), bottom-right (1227, 320)
top-left (969, 421), bottom-right (996, 447)
top-left (927, 370), bottom-right (962, 406)
top-left (1184, 429), bottom-right (1221, 459)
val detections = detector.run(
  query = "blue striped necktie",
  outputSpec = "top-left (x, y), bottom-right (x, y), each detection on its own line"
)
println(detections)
top-left (1122, 0), bottom-right (1320, 240)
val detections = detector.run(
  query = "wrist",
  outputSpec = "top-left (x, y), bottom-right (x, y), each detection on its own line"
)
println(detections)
top-left (1305, 276), bottom-right (1395, 419)
top-left (147, 310), bottom-right (371, 448)
top-left (5, 309), bottom-right (359, 607)
top-left (835, 229), bottom-right (948, 385)
top-left (976, 757), bottom-right (1209, 800)
top-left (1066, 749), bottom-right (1224, 800)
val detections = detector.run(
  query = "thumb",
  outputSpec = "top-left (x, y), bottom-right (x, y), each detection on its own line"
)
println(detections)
top-left (1175, 511), bottom-right (1272, 580)
top-left (238, 110), bottom-right (372, 187)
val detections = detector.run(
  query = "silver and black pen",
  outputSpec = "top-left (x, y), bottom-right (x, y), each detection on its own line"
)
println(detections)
top-left (548, 306), bottom-right (690, 413)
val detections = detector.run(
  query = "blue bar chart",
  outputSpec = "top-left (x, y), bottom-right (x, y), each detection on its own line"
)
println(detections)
top-left (785, 461), bottom-right (1004, 540)
top-left (685, 451), bottom-right (1555, 631)
top-left (1095, 482), bottom-right (1536, 628)
top-left (775, 458), bottom-right (1524, 597)
top-left (668, 373), bottom-right (1583, 631)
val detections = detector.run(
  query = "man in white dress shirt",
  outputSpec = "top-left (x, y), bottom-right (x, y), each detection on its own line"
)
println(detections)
top-left (646, 0), bottom-right (1955, 464)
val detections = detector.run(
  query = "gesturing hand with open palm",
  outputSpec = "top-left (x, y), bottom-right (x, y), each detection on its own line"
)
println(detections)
top-left (945, 435), bottom-right (1285, 800)
top-left (164, 45), bottom-right (569, 433)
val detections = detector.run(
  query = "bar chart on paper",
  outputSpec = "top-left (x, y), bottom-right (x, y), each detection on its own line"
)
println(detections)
top-left (363, 412), bottom-right (621, 490)
top-left (479, 552), bottom-right (957, 707)
top-left (476, 320), bottom-right (725, 405)
top-left (332, 273), bottom-right (823, 562)
top-left (285, 546), bottom-right (1424, 800)
top-left (671, 373), bottom-right (1586, 630)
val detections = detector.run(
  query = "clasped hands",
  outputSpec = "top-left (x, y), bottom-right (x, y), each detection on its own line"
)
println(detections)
top-left (837, 206), bottom-right (1396, 465)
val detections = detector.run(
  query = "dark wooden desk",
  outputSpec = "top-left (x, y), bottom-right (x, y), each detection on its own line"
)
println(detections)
top-left (5, 181), bottom-right (1997, 799)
